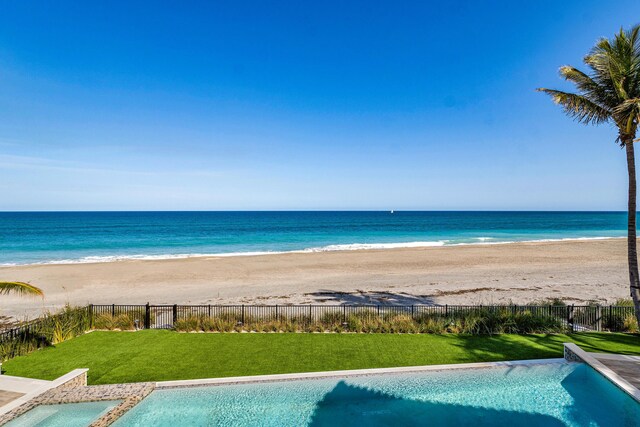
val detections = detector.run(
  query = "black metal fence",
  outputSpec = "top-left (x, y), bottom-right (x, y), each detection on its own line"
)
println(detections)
top-left (0, 306), bottom-right (91, 342)
top-left (0, 306), bottom-right (92, 360)
top-left (0, 317), bottom-right (50, 344)
top-left (88, 304), bottom-right (637, 333)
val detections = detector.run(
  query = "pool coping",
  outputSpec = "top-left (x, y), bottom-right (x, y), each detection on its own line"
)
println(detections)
top-left (155, 358), bottom-right (566, 389)
top-left (564, 343), bottom-right (640, 404)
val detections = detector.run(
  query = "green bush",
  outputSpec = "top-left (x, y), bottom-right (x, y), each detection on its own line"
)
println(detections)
top-left (604, 311), bottom-right (639, 333)
top-left (168, 307), bottom-right (568, 335)
top-left (0, 306), bottom-right (91, 361)
top-left (174, 316), bottom-right (200, 332)
top-left (93, 313), bottom-right (141, 330)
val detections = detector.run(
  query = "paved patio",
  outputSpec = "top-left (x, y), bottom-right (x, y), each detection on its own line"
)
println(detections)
top-left (0, 390), bottom-right (23, 407)
top-left (0, 374), bottom-right (51, 407)
top-left (591, 353), bottom-right (640, 389)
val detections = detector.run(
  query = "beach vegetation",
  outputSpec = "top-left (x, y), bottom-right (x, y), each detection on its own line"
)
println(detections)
top-left (602, 303), bottom-right (639, 332)
top-left (92, 308), bottom-right (153, 330)
top-left (539, 24), bottom-right (640, 325)
top-left (530, 298), bottom-right (567, 307)
top-left (0, 306), bottom-right (90, 361)
top-left (166, 308), bottom-right (567, 335)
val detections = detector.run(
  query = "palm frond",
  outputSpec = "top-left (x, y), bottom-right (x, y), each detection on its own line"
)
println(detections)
top-left (0, 282), bottom-right (44, 297)
top-left (614, 98), bottom-right (640, 133)
top-left (559, 66), bottom-right (618, 109)
top-left (586, 25), bottom-right (640, 101)
top-left (536, 88), bottom-right (611, 125)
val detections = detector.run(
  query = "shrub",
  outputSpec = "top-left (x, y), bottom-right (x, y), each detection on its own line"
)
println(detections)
top-left (387, 315), bottom-right (417, 333)
top-left (623, 314), bottom-right (639, 333)
top-left (0, 306), bottom-right (91, 361)
top-left (165, 306), bottom-right (568, 335)
top-left (174, 316), bottom-right (200, 332)
top-left (93, 313), bottom-right (139, 331)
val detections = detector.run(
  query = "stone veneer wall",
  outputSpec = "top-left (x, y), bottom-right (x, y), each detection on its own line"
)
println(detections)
top-left (56, 370), bottom-right (87, 389)
top-left (563, 344), bottom-right (585, 363)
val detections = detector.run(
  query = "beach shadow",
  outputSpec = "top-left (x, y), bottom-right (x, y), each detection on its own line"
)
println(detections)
top-left (308, 380), bottom-right (564, 426)
top-left (307, 290), bottom-right (437, 306)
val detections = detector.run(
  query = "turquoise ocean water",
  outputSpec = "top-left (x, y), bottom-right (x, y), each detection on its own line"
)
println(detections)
top-left (0, 211), bottom-right (627, 265)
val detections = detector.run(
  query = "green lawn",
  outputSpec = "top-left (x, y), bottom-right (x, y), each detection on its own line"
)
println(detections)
top-left (3, 331), bottom-right (639, 385)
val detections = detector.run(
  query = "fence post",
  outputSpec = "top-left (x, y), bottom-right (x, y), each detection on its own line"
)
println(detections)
top-left (609, 305), bottom-right (613, 331)
top-left (172, 304), bottom-right (178, 324)
top-left (445, 304), bottom-right (448, 317)
top-left (567, 305), bottom-right (575, 333)
top-left (343, 306), bottom-right (347, 323)
top-left (88, 304), bottom-right (94, 329)
top-left (241, 305), bottom-right (245, 324)
top-left (411, 305), bottom-right (414, 318)
top-left (145, 303), bottom-right (150, 329)
top-left (275, 304), bottom-right (278, 321)
top-left (112, 304), bottom-right (115, 317)
top-left (596, 306), bottom-right (602, 332)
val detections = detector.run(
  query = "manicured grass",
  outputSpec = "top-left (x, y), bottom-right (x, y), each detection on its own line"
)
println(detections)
top-left (3, 331), bottom-right (639, 385)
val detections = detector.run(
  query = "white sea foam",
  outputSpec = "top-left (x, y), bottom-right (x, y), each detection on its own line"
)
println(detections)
top-left (0, 236), bottom-right (624, 267)
top-left (302, 241), bottom-right (447, 252)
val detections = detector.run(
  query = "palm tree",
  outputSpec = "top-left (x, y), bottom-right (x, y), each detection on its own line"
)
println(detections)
top-left (0, 281), bottom-right (43, 297)
top-left (538, 25), bottom-right (640, 326)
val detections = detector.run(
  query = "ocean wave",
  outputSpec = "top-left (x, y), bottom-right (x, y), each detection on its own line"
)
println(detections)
top-left (0, 251), bottom-right (289, 266)
top-left (0, 236), bottom-right (624, 266)
top-left (302, 241), bottom-right (447, 252)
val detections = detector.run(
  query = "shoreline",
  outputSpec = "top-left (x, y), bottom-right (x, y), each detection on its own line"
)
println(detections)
top-left (0, 236), bottom-right (626, 267)
top-left (0, 238), bottom-right (632, 319)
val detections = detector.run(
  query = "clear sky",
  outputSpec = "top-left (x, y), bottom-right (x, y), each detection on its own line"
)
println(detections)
top-left (1, 1), bottom-right (639, 211)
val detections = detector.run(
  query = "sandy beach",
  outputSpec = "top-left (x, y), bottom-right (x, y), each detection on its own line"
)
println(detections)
top-left (0, 238), bottom-right (631, 319)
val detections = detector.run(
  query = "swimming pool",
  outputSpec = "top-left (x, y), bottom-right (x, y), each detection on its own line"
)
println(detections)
top-left (6, 400), bottom-right (121, 427)
top-left (114, 361), bottom-right (640, 426)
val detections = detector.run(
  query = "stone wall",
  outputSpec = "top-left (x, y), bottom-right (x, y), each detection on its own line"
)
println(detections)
top-left (563, 343), bottom-right (585, 363)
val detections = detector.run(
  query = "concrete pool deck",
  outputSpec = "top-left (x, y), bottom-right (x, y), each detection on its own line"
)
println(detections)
top-left (0, 373), bottom-right (57, 417)
top-left (591, 353), bottom-right (640, 389)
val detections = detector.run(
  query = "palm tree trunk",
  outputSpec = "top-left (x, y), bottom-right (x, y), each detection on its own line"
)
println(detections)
top-left (624, 140), bottom-right (640, 327)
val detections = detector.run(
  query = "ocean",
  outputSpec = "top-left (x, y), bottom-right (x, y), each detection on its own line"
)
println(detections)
top-left (0, 211), bottom-right (627, 266)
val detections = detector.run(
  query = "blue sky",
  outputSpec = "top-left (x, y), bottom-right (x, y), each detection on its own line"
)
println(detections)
top-left (0, 1), bottom-right (638, 211)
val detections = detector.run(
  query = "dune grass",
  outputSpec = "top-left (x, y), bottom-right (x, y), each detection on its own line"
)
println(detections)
top-left (3, 331), bottom-right (639, 385)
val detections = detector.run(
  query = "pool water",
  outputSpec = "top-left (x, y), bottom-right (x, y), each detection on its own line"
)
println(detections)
top-left (115, 362), bottom-right (640, 426)
top-left (6, 400), bottom-right (121, 427)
